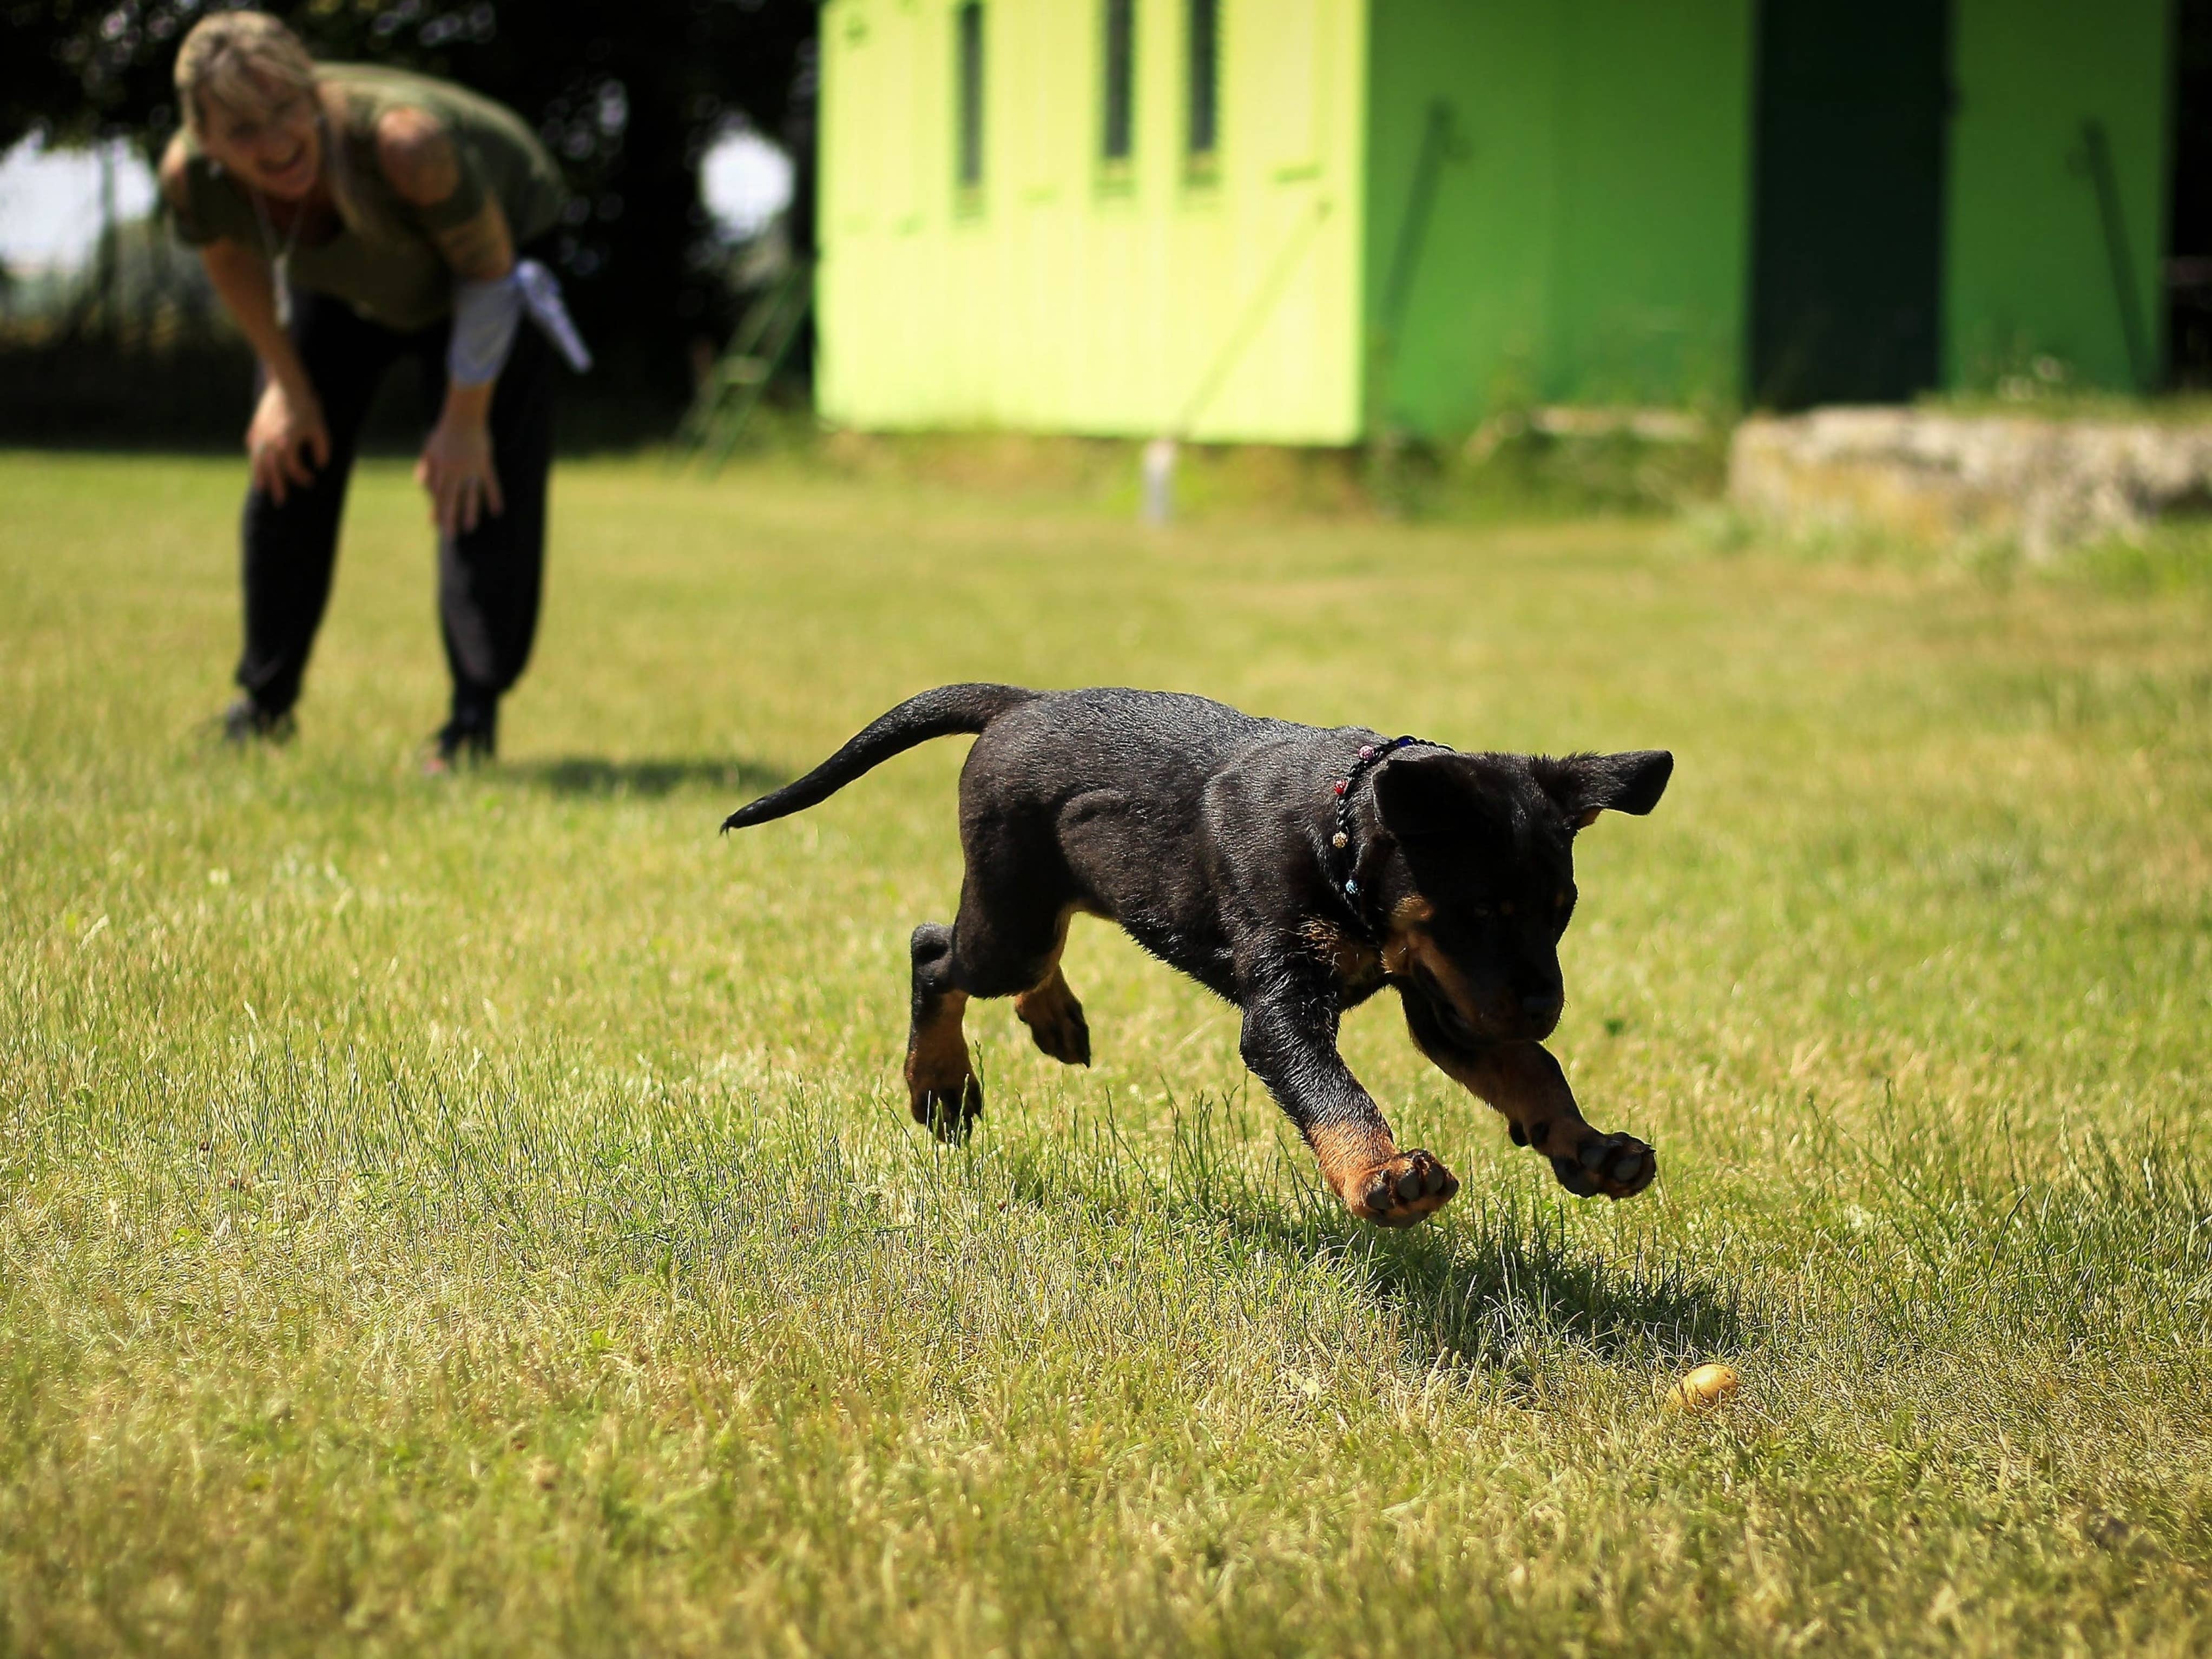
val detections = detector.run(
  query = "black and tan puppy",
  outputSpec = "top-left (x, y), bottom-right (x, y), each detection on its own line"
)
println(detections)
top-left (723, 685), bottom-right (1672, 1228)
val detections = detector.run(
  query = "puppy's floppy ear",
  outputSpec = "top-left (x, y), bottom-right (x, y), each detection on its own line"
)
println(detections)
top-left (1531, 750), bottom-right (1674, 830)
top-left (1374, 752), bottom-right (1503, 842)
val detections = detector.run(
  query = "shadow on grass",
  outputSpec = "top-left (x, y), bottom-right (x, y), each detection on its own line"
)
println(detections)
top-left (1345, 1203), bottom-right (1750, 1367)
top-left (1213, 1098), bottom-right (1748, 1365)
top-left (1009, 1089), bottom-right (1752, 1368)
top-left (1191, 1179), bottom-right (1752, 1368)
top-left (506, 756), bottom-right (791, 801)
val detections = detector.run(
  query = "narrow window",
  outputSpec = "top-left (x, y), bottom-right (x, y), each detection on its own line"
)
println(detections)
top-left (1186, 0), bottom-right (1219, 164)
top-left (956, 2), bottom-right (985, 192)
top-left (1102, 0), bottom-right (1136, 163)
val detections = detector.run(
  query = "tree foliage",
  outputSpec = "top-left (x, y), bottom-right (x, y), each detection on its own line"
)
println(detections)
top-left (1, 1), bottom-right (819, 399)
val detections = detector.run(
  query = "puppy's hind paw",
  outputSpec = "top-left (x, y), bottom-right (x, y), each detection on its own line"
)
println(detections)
top-left (910, 1074), bottom-right (984, 1143)
top-left (1549, 1130), bottom-right (1656, 1200)
top-left (1346, 1149), bottom-right (1460, 1229)
top-left (1014, 977), bottom-right (1091, 1068)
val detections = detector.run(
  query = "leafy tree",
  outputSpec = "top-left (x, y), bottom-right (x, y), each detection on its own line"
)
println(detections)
top-left (1, 1), bottom-right (818, 401)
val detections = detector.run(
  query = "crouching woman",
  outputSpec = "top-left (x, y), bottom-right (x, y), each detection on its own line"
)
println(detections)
top-left (162, 11), bottom-right (589, 766)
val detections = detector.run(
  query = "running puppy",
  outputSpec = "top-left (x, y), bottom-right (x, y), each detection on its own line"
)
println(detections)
top-left (723, 685), bottom-right (1673, 1228)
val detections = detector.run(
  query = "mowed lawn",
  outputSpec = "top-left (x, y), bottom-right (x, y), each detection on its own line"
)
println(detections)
top-left (3, 449), bottom-right (2209, 1655)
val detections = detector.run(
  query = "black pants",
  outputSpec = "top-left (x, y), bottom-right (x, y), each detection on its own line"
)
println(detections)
top-left (236, 285), bottom-right (555, 727)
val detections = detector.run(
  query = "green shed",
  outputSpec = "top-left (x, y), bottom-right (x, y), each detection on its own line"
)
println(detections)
top-left (815, 0), bottom-right (2175, 444)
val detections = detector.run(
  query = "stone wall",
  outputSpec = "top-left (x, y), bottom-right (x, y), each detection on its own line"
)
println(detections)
top-left (1729, 409), bottom-right (2212, 558)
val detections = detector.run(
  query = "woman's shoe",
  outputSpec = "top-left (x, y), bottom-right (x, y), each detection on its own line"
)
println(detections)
top-left (220, 697), bottom-right (295, 746)
top-left (423, 713), bottom-right (496, 775)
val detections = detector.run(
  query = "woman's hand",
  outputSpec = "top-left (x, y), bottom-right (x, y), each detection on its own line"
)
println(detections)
top-left (416, 413), bottom-right (504, 537)
top-left (246, 380), bottom-right (330, 503)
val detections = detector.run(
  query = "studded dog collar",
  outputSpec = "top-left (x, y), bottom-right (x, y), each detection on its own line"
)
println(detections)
top-left (1328, 734), bottom-right (1447, 940)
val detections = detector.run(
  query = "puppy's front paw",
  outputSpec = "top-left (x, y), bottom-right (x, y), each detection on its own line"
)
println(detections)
top-left (1345, 1149), bottom-right (1459, 1229)
top-left (1549, 1130), bottom-right (1655, 1200)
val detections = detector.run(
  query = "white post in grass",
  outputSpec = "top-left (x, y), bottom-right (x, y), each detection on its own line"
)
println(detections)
top-left (1140, 436), bottom-right (1177, 526)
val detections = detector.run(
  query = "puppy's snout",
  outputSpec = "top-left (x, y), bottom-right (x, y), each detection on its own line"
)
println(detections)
top-left (1520, 991), bottom-right (1563, 1033)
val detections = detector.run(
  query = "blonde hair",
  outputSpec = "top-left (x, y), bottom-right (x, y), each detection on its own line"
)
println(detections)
top-left (173, 11), bottom-right (377, 238)
top-left (174, 11), bottom-right (318, 141)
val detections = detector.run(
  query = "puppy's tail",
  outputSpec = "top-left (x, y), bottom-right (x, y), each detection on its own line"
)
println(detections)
top-left (721, 683), bottom-right (1038, 832)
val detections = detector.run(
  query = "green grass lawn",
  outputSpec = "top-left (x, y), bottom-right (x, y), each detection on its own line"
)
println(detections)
top-left (3, 450), bottom-right (2209, 1655)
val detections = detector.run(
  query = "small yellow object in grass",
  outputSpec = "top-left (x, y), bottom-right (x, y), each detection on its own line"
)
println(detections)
top-left (1664, 1363), bottom-right (1740, 1413)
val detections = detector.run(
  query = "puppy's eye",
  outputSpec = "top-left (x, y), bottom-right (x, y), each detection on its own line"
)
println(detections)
top-left (1555, 890), bottom-right (1570, 910)
top-left (1499, 900), bottom-right (1515, 917)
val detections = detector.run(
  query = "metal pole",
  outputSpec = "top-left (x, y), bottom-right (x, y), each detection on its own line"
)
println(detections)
top-left (1140, 437), bottom-right (1176, 526)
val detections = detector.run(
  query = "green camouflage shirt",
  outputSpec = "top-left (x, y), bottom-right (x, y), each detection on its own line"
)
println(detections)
top-left (168, 63), bottom-right (569, 332)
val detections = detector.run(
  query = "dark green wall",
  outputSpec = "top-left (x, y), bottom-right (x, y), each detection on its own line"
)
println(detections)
top-left (1548, 1), bottom-right (1756, 407)
top-left (1945, 0), bottom-right (2172, 392)
top-left (1363, 0), bottom-right (2176, 436)
top-left (1362, 3), bottom-right (1555, 436)
top-left (1364, 0), bottom-right (1753, 438)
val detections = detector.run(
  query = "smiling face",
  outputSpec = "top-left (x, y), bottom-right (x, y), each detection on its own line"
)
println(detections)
top-left (1372, 747), bottom-right (1673, 1046)
top-left (199, 77), bottom-right (323, 200)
